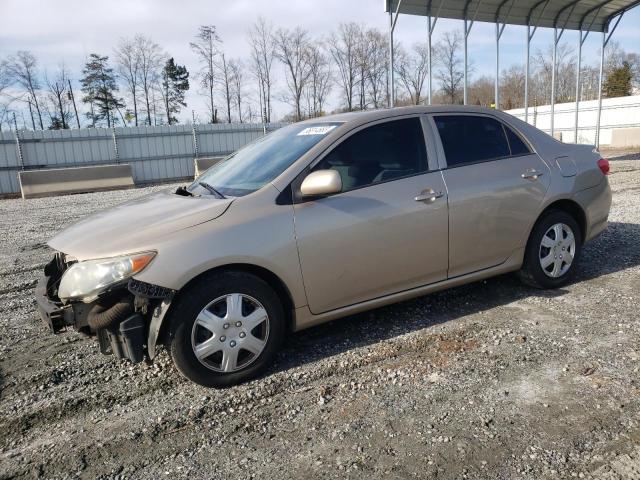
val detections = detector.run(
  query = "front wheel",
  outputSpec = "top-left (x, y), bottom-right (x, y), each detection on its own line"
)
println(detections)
top-left (518, 210), bottom-right (582, 289)
top-left (167, 271), bottom-right (285, 387)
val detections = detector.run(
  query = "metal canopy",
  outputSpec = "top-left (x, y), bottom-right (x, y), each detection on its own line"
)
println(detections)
top-left (384, 0), bottom-right (639, 148)
top-left (385, 0), bottom-right (639, 32)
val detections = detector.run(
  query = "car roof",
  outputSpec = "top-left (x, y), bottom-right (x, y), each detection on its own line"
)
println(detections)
top-left (299, 105), bottom-right (506, 126)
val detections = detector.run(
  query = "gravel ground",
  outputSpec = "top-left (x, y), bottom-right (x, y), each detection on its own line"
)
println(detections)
top-left (0, 154), bottom-right (639, 480)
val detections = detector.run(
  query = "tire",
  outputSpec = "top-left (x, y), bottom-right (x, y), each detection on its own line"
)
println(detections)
top-left (166, 271), bottom-right (285, 388)
top-left (518, 209), bottom-right (582, 289)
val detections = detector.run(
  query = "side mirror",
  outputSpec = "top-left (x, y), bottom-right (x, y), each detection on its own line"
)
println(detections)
top-left (300, 170), bottom-right (342, 196)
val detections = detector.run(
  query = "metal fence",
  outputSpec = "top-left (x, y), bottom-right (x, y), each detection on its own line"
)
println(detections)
top-left (0, 122), bottom-right (284, 195)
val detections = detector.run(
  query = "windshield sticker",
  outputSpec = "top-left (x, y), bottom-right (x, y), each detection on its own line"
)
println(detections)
top-left (297, 125), bottom-right (337, 136)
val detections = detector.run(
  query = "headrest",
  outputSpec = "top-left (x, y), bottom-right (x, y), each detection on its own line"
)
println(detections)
top-left (325, 149), bottom-right (351, 166)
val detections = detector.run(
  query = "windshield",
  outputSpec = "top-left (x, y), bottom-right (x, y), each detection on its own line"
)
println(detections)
top-left (189, 122), bottom-right (343, 197)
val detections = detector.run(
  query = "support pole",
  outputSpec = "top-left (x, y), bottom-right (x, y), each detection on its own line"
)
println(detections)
top-left (574, 30), bottom-right (584, 143)
top-left (595, 12), bottom-right (625, 148)
top-left (463, 19), bottom-right (468, 105)
top-left (525, 0), bottom-right (551, 122)
top-left (192, 110), bottom-right (200, 157)
top-left (550, 27), bottom-right (558, 138)
top-left (524, 26), bottom-right (530, 122)
top-left (387, 0), bottom-right (403, 108)
top-left (463, 0), bottom-right (481, 106)
top-left (426, 0), bottom-right (443, 106)
top-left (389, 9), bottom-right (394, 107)
top-left (68, 79), bottom-right (81, 129)
top-left (112, 126), bottom-right (119, 164)
top-left (595, 30), bottom-right (605, 148)
top-left (495, 22), bottom-right (500, 109)
top-left (493, 0), bottom-right (514, 110)
top-left (13, 113), bottom-right (25, 171)
top-left (428, 15), bottom-right (433, 105)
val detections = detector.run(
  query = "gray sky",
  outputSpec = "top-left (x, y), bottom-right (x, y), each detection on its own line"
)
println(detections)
top-left (1, 0), bottom-right (639, 124)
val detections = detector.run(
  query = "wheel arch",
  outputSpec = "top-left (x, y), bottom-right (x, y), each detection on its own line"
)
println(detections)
top-left (538, 198), bottom-right (587, 242)
top-left (157, 263), bottom-right (296, 350)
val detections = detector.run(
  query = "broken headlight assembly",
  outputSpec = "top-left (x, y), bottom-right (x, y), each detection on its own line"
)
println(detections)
top-left (58, 251), bottom-right (156, 303)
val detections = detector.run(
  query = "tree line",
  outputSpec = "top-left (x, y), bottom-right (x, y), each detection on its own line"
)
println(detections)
top-left (1, 18), bottom-right (639, 131)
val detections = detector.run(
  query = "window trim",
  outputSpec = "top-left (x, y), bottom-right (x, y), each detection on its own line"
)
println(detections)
top-left (291, 114), bottom-right (434, 203)
top-left (502, 122), bottom-right (533, 157)
top-left (428, 112), bottom-right (534, 170)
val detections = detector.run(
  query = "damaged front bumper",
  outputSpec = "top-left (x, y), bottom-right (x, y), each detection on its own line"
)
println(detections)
top-left (36, 253), bottom-right (174, 364)
top-left (36, 275), bottom-right (74, 334)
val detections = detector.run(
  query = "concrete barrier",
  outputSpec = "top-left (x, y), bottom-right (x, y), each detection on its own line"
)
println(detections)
top-left (18, 164), bottom-right (135, 199)
top-left (611, 127), bottom-right (640, 148)
top-left (194, 156), bottom-right (224, 178)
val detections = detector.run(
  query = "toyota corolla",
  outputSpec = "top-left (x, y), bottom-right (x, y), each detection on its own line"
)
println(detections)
top-left (36, 106), bottom-right (611, 387)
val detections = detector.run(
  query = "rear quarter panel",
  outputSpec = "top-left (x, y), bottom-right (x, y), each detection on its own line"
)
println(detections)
top-left (501, 113), bottom-right (611, 243)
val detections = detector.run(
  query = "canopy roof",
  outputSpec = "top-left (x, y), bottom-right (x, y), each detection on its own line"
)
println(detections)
top-left (385, 0), bottom-right (639, 32)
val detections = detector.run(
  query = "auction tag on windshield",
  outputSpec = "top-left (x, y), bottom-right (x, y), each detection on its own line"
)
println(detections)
top-left (297, 125), bottom-right (337, 136)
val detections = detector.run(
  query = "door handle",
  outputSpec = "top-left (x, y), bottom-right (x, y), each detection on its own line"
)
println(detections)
top-left (414, 190), bottom-right (444, 203)
top-left (521, 170), bottom-right (544, 180)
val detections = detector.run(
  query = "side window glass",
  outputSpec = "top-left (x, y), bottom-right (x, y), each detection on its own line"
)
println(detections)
top-left (315, 118), bottom-right (428, 192)
top-left (505, 125), bottom-right (531, 156)
top-left (434, 115), bottom-right (510, 167)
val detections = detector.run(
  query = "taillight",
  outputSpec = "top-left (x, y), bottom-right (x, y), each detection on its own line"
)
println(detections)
top-left (597, 158), bottom-right (610, 175)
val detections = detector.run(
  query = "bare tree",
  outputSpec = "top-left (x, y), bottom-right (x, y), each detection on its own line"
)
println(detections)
top-left (229, 59), bottom-right (245, 122)
top-left (273, 27), bottom-right (312, 121)
top-left (217, 52), bottom-right (233, 123)
top-left (133, 35), bottom-right (164, 126)
top-left (434, 31), bottom-right (464, 104)
top-left (395, 42), bottom-right (429, 105)
top-left (531, 43), bottom-right (575, 105)
top-left (248, 17), bottom-right (275, 122)
top-left (328, 23), bottom-right (360, 111)
top-left (45, 64), bottom-right (74, 129)
top-left (0, 59), bottom-right (14, 131)
top-left (305, 43), bottom-right (332, 117)
top-left (0, 59), bottom-right (9, 97)
top-left (500, 65), bottom-right (525, 110)
top-left (467, 76), bottom-right (494, 106)
top-left (114, 37), bottom-right (141, 126)
top-left (363, 29), bottom-right (388, 108)
top-left (625, 52), bottom-right (640, 91)
top-left (191, 25), bottom-right (222, 123)
top-left (354, 28), bottom-right (373, 109)
top-left (6, 51), bottom-right (44, 129)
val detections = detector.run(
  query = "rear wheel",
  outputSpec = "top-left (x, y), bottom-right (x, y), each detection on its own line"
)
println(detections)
top-left (167, 271), bottom-right (285, 387)
top-left (518, 210), bottom-right (582, 289)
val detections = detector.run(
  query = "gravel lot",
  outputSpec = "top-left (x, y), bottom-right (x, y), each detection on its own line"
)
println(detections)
top-left (1, 153), bottom-right (639, 479)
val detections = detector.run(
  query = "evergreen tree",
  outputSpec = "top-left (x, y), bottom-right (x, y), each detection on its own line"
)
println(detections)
top-left (604, 61), bottom-right (633, 98)
top-left (80, 54), bottom-right (124, 127)
top-left (48, 116), bottom-right (65, 130)
top-left (161, 58), bottom-right (189, 125)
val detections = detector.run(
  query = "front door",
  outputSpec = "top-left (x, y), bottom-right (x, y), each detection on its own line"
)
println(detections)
top-left (292, 117), bottom-right (449, 314)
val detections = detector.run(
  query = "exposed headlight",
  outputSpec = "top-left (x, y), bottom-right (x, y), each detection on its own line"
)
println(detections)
top-left (58, 252), bottom-right (156, 302)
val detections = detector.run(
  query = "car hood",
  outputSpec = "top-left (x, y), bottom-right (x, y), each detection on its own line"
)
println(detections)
top-left (48, 189), bottom-right (234, 260)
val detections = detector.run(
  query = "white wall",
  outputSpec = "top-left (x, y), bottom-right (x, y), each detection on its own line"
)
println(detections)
top-left (505, 95), bottom-right (640, 145)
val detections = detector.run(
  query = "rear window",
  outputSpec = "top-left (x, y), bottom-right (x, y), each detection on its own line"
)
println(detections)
top-left (434, 115), bottom-right (511, 167)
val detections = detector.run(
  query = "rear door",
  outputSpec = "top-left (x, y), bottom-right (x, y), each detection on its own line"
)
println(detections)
top-left (292, 116), bottom-right (449, 314)
top-left (431, 114), bottom-right (550, 278)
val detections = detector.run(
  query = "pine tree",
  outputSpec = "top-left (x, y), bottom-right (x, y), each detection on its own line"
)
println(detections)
top-left (80, 54), bottom-right (124, 127)
top-left (603, 61), bottom-right (633, 98)
top-left (161, 58), bottom-right (190, 125)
